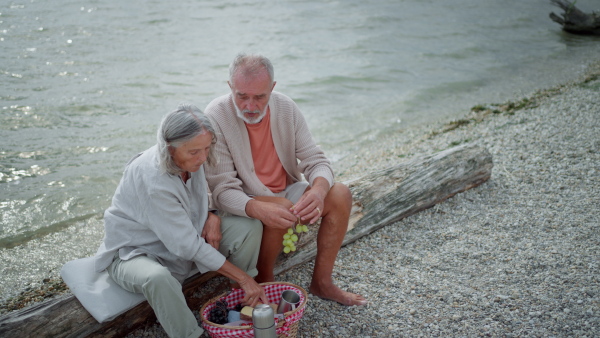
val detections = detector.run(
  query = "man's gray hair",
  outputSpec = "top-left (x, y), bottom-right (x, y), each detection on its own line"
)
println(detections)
top-left (156, 104), bottom-right (217, 175)
top-left (229, 53), bottom-right (275, 85)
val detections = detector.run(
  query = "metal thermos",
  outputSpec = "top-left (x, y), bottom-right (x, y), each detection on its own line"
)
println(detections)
top-left (252, 303), bottom-right (277, 338)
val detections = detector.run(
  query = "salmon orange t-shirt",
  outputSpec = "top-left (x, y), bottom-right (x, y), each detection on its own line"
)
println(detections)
top-left (245, 111), bottom-right (287, 193)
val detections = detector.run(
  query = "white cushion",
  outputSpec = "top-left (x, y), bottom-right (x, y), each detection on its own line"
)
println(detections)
top-left (60, 257), bottom-right (146, 323)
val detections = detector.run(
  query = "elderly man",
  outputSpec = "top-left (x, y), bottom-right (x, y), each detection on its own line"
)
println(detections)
top-left (204, 53), bottom-right (366, 306)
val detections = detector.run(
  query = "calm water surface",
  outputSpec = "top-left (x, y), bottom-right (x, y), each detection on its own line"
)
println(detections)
top-left (1, 0), bottom-right (599, 300)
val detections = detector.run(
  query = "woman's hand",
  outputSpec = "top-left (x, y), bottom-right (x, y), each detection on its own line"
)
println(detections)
top-left (238, 276), bottom-right (269, 307)
top-left (217, 261), bottom-right (269, 307)
top-left (201, 212), bottom-right (222, 250)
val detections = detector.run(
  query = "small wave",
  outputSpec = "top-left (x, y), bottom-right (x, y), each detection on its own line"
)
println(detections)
top-left (0, 212), bottom-right (101, 249)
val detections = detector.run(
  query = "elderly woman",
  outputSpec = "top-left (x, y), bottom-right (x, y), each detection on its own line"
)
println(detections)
top-left (93, 105), bottom-right (268, 338)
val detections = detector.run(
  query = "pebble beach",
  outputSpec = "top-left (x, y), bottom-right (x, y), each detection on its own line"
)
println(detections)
top-left (284, 61), bottom-right (600, 337)
top-left (2, 61), bottom-right (599, 337)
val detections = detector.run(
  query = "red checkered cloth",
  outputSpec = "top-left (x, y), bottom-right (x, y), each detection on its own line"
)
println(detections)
top-left (202, 283), bottom-right (306, 338)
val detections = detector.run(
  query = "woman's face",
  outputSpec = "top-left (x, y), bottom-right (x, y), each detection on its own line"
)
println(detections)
top-left (171, 132), bottom-right (212, 173)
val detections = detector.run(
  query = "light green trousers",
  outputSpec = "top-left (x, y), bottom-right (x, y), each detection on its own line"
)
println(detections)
top-left (107, 216), bottom-right (262, 338)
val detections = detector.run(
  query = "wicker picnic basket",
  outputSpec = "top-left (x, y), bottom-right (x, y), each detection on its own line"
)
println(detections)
top-left (200, 282), bottom-right (308, 338)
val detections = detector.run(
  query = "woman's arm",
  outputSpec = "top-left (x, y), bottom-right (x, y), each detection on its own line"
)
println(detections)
top-left (217, 260), bottom-right (268, 307)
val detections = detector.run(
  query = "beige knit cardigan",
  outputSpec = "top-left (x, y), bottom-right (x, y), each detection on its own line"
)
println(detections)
top-left (204, 91), bottom-right (334, 217)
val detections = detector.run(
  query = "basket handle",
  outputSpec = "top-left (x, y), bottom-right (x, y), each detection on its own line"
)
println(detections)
top-left (278, 313), bottom-right (295, 333)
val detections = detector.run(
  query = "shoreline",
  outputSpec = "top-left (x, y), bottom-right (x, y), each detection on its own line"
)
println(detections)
top-left (334, 60), bottom-right (600, 183)
top-left (2, 60), bottom-right (599, 336)
top-left (290, 60), bottom-right (600, 337)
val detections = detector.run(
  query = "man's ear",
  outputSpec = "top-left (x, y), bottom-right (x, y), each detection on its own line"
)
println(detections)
top-left (271, 81), bottom-right (277, 91)
top-left (227, 81), bottom-right (232, 90)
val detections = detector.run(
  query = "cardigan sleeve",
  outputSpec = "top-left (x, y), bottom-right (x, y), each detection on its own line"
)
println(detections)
top-left (204, 92), bottom-right (335, 216)
top-left (270, 92), bottom-right (334, 188)
top-left (291, 103), bottom-right (334, 187)
top-left (204, 97), bottom-right (255, 217)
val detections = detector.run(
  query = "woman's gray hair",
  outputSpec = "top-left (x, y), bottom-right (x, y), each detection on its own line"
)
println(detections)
top-left (156, 104), bottom-right (217, 175)
top-left (229, 53), bottom-right (275, 85)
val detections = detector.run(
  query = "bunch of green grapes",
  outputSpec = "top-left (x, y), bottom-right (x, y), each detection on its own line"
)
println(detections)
top-left (282, 220), bottom-right (309, 254)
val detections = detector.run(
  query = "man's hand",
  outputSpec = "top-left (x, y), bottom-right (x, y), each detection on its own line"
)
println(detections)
top-left (246, 198), bottom-right (297, 230)
top-left (292, 177), bottom-right (329, 224)
top-left (201, 212), bottom-right (222, 250)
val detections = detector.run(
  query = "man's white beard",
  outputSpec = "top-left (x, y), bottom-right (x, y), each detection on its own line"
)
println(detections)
top-left (234, 101), bottom-right (267, 124)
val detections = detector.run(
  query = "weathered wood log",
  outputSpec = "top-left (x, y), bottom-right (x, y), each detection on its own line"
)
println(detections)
top-left (549, 0), bottom-right (600, 35)
top-left (274, 142), bottom-right (492, 274)
top-left (0, 271), bottom-right (228, 338)
top-left (0, 143), bottom-right (492, 337)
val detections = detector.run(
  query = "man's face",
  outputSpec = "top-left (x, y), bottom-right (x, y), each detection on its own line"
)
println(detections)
top-left (229, 69), bottom-right (276, 124)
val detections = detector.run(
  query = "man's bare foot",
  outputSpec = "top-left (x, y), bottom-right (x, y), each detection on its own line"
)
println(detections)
top-left (309, 283), bottom-right (367, 306)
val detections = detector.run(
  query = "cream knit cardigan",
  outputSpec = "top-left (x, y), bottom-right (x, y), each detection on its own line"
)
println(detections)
top-left (204, 91), bottom-right (334, 217)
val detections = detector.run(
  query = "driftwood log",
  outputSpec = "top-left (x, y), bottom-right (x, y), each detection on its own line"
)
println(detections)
top-left (0, 143), bottom-right (493, 337)
top-left (0, 271), bottom-right (229, 338)
top-left (275, 142), bottom-right (492, 273)
top-left (549, 0), bottom-right (600, 35)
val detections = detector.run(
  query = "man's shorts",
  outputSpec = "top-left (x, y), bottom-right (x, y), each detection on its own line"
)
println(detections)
top-left (274, 181), bottom-right (310, 204)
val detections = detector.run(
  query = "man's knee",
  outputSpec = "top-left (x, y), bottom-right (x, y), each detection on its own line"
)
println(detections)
top-left (245, 217), bottom-right (263, 241)
top-left (326, 182), bottom-right (352, 210)
top-left (223, 216), bottom-right (263, 250)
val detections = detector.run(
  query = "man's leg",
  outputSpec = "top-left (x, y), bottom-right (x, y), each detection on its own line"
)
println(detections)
top-left (252, 196), bottom-right (293, 283)
top-left (251, 182), bottom-right (366, 305)
top-left (310, 182), bottom-right (368, 306)
top-left (219, 215), bottom-right (263, 278)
